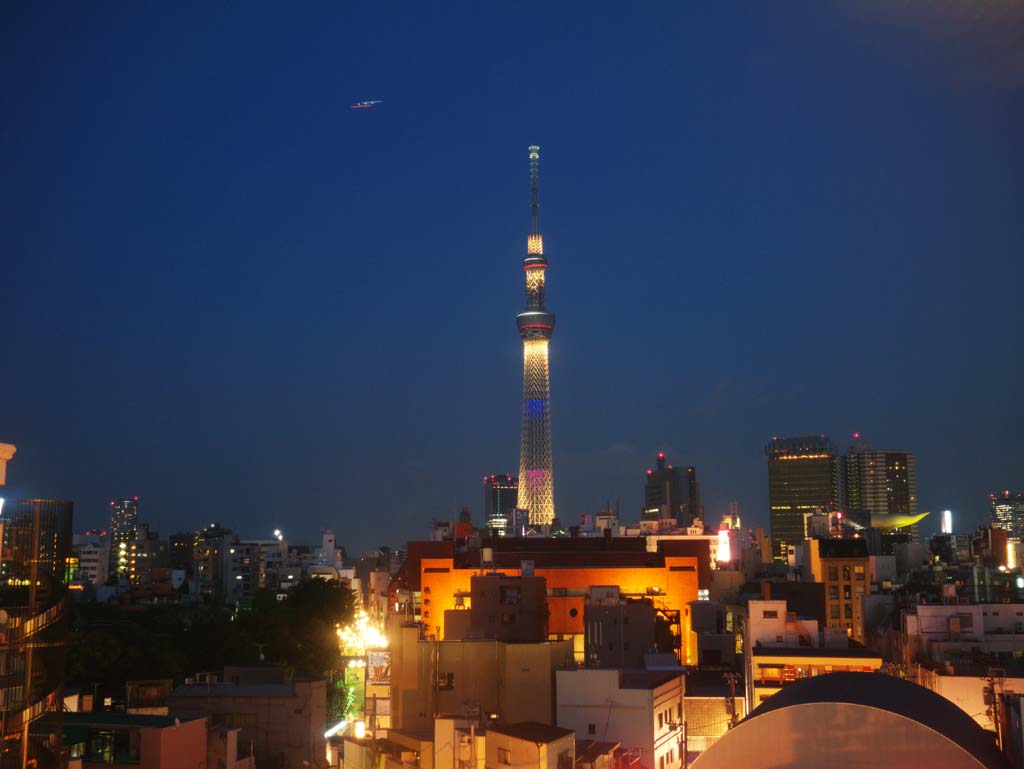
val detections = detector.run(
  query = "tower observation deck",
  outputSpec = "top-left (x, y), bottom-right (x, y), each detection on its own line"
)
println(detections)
top-left (516, 145), bottom-right (556, 527)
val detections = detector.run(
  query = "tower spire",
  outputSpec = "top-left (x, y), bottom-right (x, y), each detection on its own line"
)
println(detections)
top-left (516, 145), bottom-right (556, 529)
top-left (529, 145), bottom-right (540, 234)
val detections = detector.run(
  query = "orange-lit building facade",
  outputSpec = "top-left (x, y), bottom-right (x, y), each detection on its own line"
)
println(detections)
top-left (409, 538), bottom-right (709, 665)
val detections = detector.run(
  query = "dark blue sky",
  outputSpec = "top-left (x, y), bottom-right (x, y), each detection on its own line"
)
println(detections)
top-left (2, 2), bottom-right (1022, 552)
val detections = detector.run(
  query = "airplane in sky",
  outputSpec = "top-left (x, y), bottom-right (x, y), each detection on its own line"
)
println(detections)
top-left (351, 100), bottom-right (382, 110)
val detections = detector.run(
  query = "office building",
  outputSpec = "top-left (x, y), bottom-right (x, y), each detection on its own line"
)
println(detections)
top-left (686, 466), bottom-right (703, 524)
top-left (643, 452), bottom-right (683, 520)
top-left (766, 435), bottom-right (838, 561)
top-left (484, 473), bottom-right (519, 535)
top-left (516, 146), bottom-right (557, 527)
top-left (109, 496), bottom-right (139, 578)
top-left (991, 491), bottom-right (1024, 540)
top-left (842, 445), bottom-right (919, 541)
top-left (0, 498), bottom-right (73, 768)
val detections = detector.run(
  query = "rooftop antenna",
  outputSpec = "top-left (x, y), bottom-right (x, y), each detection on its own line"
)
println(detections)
top-left (529, 145), bottom-right (540, 234)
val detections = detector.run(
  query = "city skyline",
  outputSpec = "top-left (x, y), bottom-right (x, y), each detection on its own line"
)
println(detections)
top-left (2, 3), bottom-right (1022, 552)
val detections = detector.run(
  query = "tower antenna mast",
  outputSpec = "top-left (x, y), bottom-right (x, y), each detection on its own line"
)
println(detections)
top-left (529, 145), bottom-right (540, 234)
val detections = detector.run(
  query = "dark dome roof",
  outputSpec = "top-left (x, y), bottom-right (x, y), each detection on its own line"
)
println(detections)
top-left (744, 672), bottom-right (1008, 769)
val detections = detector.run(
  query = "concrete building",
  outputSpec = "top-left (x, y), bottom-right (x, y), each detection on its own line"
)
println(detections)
top-left (691, 673), bottom-right (1010, 769)
top-left (486, 722), bottom-right (575, 769)
top-left (689, 601), bottom-right (739, 669)
top-left (803, 538), bottom-right (870, 644)
top-left (167, 666), bottom-right (326, 769)
top-left (64, 712), bottom-right (255, 769)
top-left (389, 623), bottom-right (573, 731)
top-left (899, 602), bottom-right (1024, 732)
top-left (583, 587), bottom-right (656, 669)
top-left (72, 531), bottom-right (110, 585)
top-left (556, 669), bottom-right (685, 769)
top-left (64, 712), bottom-right (219, 768)
top-left (744, 599), bottom-right (881, 708)
top-left (445, 573), bottom-right (548, 643)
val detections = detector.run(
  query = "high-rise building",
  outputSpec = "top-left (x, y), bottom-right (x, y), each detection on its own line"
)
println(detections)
top-left (484, 474), bottom-right (519, 535)
top-left (842, 445), bottom-right (919, 541)
top-left (991, 491), bottom-right (1024, 540)
top-left (766, 435), bottom-right (838, 561)
top-left (516, 145), bottom-right (557, 528)
top-left (685, 466), bottom-right (703, 524)
top-left (0, 499), bottom-right (73, 768)
top-left (109, 496), bottom-right (139, 578)
top-left (643, 452), bottom-right (683, 520)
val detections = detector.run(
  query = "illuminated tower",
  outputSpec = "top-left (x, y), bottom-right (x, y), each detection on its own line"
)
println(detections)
top-left (516, 145), bottom-right (556, 527)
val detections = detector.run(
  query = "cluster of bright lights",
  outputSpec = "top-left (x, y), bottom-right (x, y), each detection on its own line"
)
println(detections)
top-left (523, 338), bottom-right (549, 360)
top-left (526, 268), bottom-right (545, 295)
top-left (335, 610), bottom-right (388, 655)
top-left (716, 529), bottom-right (731, 563)
top-left (324, 719), bottom-right (348, 738)
top-left (346, 659), bottom-right (366, 669)
top-left (527, 234), bottom-right (543, 255)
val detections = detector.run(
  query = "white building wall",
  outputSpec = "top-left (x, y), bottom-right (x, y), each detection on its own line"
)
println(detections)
top-left (556, 669), bottom-right (683, 769)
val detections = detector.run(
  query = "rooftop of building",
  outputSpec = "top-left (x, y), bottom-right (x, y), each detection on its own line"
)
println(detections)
top-left (744, 672), bottom-right (1008, 768)
top-left (170, 683), bottom-right (301, 698)
top-left (387, 727), bottom-right (435, 743)
top-left (488, 721), bottom-right (575, 744)
top-left (684, 670), bottom-right (743, 697)
top-left (575, 740), bottom-right (620, 763)
top-left (751, 644), bottom-right (879, 659)
top-left (619, 670), bottom-right (683, 690)
top-left (816, 538), bottom-right (869, 558)
top-left (63, 712), bottom-right (201, 729)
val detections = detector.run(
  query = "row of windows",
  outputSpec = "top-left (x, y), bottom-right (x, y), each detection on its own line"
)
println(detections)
top-left (829, 585), bottom-right (865, 600)
top-left (656, 703), bottom-right (682, 729)
top-left (827, 565), bottom-right (866, 581)
top-left (829, 604), bottom-right (855, 619)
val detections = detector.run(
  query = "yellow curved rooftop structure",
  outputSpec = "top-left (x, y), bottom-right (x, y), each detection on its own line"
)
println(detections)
top-left (870, 511), bottom-right (930, 531)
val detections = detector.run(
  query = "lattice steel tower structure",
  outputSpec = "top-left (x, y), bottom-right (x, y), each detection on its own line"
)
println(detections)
top-left (516, 145), bottom-right (556, 527)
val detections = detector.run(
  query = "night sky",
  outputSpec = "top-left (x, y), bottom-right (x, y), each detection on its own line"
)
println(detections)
top-left (2, 2), bottom-right (1022, 553)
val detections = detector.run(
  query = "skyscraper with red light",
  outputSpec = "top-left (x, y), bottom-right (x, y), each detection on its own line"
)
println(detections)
top-left (516, 146), bottom-right (556, 527)
top-left (643, 452), bottom-right (684, 520)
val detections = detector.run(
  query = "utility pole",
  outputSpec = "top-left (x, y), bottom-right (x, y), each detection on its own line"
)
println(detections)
top-left (723, 672), bottom-right (741, 728)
